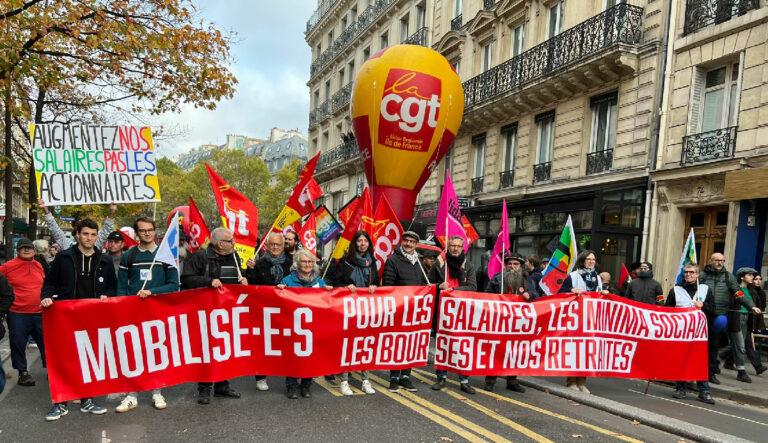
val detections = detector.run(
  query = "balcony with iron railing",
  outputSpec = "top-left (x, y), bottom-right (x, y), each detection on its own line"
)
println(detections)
top-left (309, 82), bottom-right (353, 128)
top-left (471, 177), bottom-right (484, 194)
top-left (450, 14), bottom-right (463, 31)
top-left (683, 0), bottom-right (760, 35)
top-left (681, 126), bottom-right (737, 165)
top-left (461, 3), bottom-right (643, 131)
top-left (533, 162), bottom-right (552, 184)
top-left (309, 100), bottom-right (330, 127)
top-left (403, 27), bottom-right (429, 46)
top-left (310, 0), bottom-right (396, 80)
top-left (586, 149), bottom-right (613, 175)
top-left (316, 138), bottom-right (360, 177)
top-left (499, 170), bottom-right (514, 189)
top-left (306, 0), bottom-right (339, 35)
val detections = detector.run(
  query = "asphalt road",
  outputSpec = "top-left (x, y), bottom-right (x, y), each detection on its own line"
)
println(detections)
top-left (1, 357), bottom-right (682, 443)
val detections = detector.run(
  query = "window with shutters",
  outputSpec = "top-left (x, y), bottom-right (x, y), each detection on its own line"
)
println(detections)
top-left (400, 14), bottom-right (410, 43)
top-left (511, 24), bottom-right (525, 57)
top-left (472, 134), bottom-right (486, 179)
top-left (590, 92), bottom-right (618, 153)
top-left (481, 42), bottom-right (493, 72)
top-left (547, 1), bottom-right (565, 38)
top-left (501, 124), bottom-right (517, 172)
top-left (536, 111), bottom-right (555, 164)
top-left (689, 62), bottom-right (741, 135)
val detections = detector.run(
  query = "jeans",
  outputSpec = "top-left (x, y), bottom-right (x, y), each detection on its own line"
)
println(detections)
top-left (390, 369), bottom-right (412, 381)
top-left (723, 316), bottom-right (748, 370)
top-left (285, 377), bottom-right (312, 388)
top-left (339, 371), bottom-right (368, 381)
top-left (675, 381), bottom-right (710, 395)
top-left (436, 370), bottom-right (469, 383)
top-left (7, 312), bottom-right (45, 371)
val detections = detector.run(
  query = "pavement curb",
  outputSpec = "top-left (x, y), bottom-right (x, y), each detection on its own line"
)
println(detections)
top-left (654, 379), bottom-right (768, 408)
top-left (520, 377), bottom-right (754, 443)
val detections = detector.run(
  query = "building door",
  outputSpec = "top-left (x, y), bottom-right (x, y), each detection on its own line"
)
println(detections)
top-left (685, 205), bottom-right (728, 261)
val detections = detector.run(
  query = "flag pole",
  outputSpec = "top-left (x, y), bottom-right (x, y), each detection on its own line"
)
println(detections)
top-left (444, 211), bottom-right (449, 285)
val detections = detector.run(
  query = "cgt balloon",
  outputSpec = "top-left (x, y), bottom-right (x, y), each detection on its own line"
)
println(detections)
top-left (351, 44), bottom-right (464, 220)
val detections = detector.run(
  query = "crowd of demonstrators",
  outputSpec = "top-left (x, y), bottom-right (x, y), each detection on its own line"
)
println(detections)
top-left (327, 231), bottom-right (378, 396)
top-left (0, 240), bottom-right (43, 388)
top-left (624, 261), bottom-right (664, 305)
top-left (428, 236), bottom-right (477, 394)
top-left (382, 230), bottom-right (429, 392)
top-left (104, 231), bottom-right (125, 276)
top-left (115, 217), bottom-right (180, 413)
top-left (32, 239), bottom-right (52, 275)
top-left (181, 227), bottom-right (245, 405)
top-left (38, 199), bottom-right (117, 251)
top-left (277, 249), bottom-right (332, 399)
top-left (41, 218), bottom-right (117, 420)
top-left (525, 255), bottom-right (543, 297)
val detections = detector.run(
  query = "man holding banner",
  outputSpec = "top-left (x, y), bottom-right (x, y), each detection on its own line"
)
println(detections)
top-left (181, 227), bottom-right (246, 405)
top-left (41, 218), bottom-right (117, 421)
top-left (115, 216), bottom-right (180, 413)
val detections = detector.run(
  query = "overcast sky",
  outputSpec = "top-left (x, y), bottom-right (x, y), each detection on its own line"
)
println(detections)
top-left (157, 0), bottom-right (315, 158)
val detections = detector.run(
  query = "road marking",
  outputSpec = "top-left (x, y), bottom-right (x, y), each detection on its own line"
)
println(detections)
top-left (412, 369), bottom-right (642, 443)
top-left (408, 371), bottom-right (554, 443)
top-left (627, 389), bottom-right (768, 427)
top-left (362, 374), bottom-right (488, 443)
top-left (366, 373), bottom-right (513, 443)
top-left (314, 377), bottom-right (343, 396)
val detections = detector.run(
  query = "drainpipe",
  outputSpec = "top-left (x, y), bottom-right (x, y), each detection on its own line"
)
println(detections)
top-left (642, 0), bottom-right (675, 262)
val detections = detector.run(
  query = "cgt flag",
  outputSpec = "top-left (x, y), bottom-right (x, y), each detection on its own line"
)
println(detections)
top-left (462, 215), bottom-right (479, 247)
top-left (186, 196), bottom-right (211, 254)
top-left (205, 164), bottom-right (259, 267)
top-left (272, 152), bottom-right (322, 232)
top-left (298, 211), bottom-right (319, 256)
top-left (368, 194), bottom-right (404, 276)
top-left (539, 215), bottom-right (578, 295)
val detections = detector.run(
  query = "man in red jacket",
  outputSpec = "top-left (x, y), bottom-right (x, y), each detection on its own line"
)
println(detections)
top-left (0, 238), bottom-right (46, 387)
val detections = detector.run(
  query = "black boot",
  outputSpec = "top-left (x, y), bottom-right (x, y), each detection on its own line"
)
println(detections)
top-left (286, 385), bottom-right (299, 399)
top-left (506, 380), bottom-right (526, 393)
top-left (214, 387), bottom-right (241, 398)
top-left (755, 365), bottom-right (767, 376)
top-left (18, 371), bottom-right (36, 387)
top-left (197, 387), bottom-right (212, 405)
top-left (300, 385), bottom-right (311, 398)
top-left (737, 370), bottom-right (752, 383)
top-left (708, 374), bottom-right (721, 384)
top-left (431, 378), bottom-right (446, 391)
top-left (483, 380), bottom-right (495, 392)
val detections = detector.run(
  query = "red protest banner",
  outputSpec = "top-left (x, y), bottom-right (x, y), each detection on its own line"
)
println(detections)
top-left (43, 285), bottom-right (434, 403)
top-left (434, 291), bottom-right (708, 380)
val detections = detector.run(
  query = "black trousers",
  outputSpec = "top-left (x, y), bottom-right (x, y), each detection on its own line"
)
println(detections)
top-left (198, 380), bottom-right (230, 393)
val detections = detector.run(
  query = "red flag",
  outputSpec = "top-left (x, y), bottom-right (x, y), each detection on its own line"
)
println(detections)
top-left (186, 197), bottom-right (211, 254)
top-left (205, 164), bottom-right (259, 266)
top-left (272, 152), bottom-right (321, 231)
top-left (331, 188), bottom-right (370, 260)
top-left (369, 195), bottom-right (404, 276)
top-left (338, 196), bottom-right (360, 226)
top-left (618, 263), bottom-right (630, 290)
top-left (462, 215), bottom-right (479, 246)
top-left (298, 211), bottom-right (319, 256)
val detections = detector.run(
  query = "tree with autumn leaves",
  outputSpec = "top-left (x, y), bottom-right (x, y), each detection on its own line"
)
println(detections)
top-left (1, 0), bottom-right (237, 257)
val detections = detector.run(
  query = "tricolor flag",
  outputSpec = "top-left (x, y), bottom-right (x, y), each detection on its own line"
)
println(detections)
top-left (435, 173), bottom-right (469, 252)
top-left (487, 200), bottom-right (509, 281)
top-left (539, 215), bottom-right (578, 295)
top-left (675, 228), bottom-right (698, 285)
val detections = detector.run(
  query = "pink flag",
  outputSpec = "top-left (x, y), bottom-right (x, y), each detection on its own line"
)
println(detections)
top-left (435, 173), bottom-right (469, 253)
top-left (487, 200), bottom-right (509, 279)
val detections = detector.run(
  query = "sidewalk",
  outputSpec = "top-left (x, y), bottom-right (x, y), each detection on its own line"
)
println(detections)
top-left (707, 367), bottom-right (768, 407)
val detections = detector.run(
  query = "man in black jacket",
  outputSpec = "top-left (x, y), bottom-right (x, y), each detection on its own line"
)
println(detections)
top-left (181, 227), bottom-right (246, 404)
top-left (382, 230), bottom-right (429, 393)
top-left (625, 261), bottom-right (664, 305)
top-left (40, 218), bottom-right (116, 421)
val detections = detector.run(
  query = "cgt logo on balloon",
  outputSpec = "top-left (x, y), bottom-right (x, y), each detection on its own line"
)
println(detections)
top-left (379, 69), bottom-right (441, 152)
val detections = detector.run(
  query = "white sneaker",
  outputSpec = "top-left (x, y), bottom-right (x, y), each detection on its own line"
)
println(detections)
top-left (115, 395), bottom-right (137, 413)
top-left (567, 383), bottom-right (580, 392)
top-left (361, 379), bottom-right (376, 395)
top-left (339, 380), bottom-right (354, 396)
top-left (578, 384), bottom-right (591, 395)
top-left (256, 379), bottom-right (269, 391)
top-left (152, 393), bottom-right (167, 410)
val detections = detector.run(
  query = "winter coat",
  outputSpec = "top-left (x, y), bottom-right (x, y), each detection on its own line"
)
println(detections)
top-left (427, 258), bottom-right (477, 291)
top-left (485, 270), bottom-right (529, 296)
top-left (328, 256), bottom-right (380, 288)
top-left (246, 253), bottom-right (293, 286)
top-left (382, 248), bottom-right (428, 286)
top-left (749, 284), bottom-right (766, 331)
top-left (625, 274), bottom-right (664, 305)
top-left (528, 269), bottom-right (543, 299)
top-left (665, 283), bottom-right (715, 322)
top-left (0, 257), bottom-right (45, 313)
top-left (280, 271), bottom-right (326, 288)
top-left (700, 265), bottom-right (739, 315)
top-left (42, 246), bottom-right (117, 300)
top-left (559, 269), bottom-right (602, 293)
top-left (181, 245), bottom-right (243, 289)
top-left (0, 273), bottom-right (14, 314)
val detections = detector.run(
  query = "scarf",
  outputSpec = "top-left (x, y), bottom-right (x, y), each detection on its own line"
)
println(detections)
top-left (349, 253), bottom-right (372, 287)
top-left (580, 268), bottom-right (599, 291)
top-left (401, 247), bottom-right (419, 265)
top-left (297, 270), bottom-right (321, 286)
top-left (266, 252), bottom-right (287, 284)
top-left (446, 253), bottom-right (465, 282)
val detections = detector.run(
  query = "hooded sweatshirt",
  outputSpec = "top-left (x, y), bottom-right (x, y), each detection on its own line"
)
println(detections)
top-left (0, 257), bottom-right (45, 313)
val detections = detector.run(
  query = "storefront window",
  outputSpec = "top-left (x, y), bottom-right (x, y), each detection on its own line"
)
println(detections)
top-left (572, 210), bottom-right (593, 230)
top-left (602, 205), bottom-right (621, 225)
top-left (601, 189), bottom-right (644, 228)
top-left (541, 212), bottom-right (566, 231)
top-left (520, 214), bottom-right (540, 232)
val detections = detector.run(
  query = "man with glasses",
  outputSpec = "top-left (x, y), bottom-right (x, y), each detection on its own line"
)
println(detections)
top-left (382, 230), bottom-right (429, 392)
top-left (700, 253), bottom-right (739, 383)
top-left (624, 261), bottom-right (664, 305)
top-left (115, 217), bottom-right (180, 412)
top-left (181, 227), bottom-right (247, 405)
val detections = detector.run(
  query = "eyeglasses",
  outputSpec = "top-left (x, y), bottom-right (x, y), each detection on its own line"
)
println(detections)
top-left (299, 260), bottom-right (315, 264)
top-left (684, 271), bottom-right (697, 274)
top-left (137, 229), bottom-right (156, 234)
top-left (219, 239), bottom-right (235, 244)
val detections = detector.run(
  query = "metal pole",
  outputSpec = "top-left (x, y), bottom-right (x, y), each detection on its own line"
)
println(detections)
top-left (3, 73), bottom-right (13, 259)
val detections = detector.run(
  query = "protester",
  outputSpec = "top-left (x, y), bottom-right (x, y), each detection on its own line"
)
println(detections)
top-left (666, 264), bottom-right (716, 404)
top-left (0, 239), bottom-right (44, 387)
top-left (599, 272), bottom-right (618, 295)
top-left (620, 262), bottom-right (641, 296)
top-left (38, 199), bottom-right (116, 250)
top-left (181, 227), bottom-right (245, 405)
top-left (525, 255), bottom-right (542, 299)
top-left (32, 239), bottom-right (51, 275)
top-left (727, 268), bottom-right (765, 381)
top-left (246, 232), bottom-right (293, 392)
top-left (483, 254), bottom-right (528, 394)
top-left (382, 230), bottom-right (429, 392)
top-left (278, 249), bottom-right (332, 399)
top-left (0, 272), bottom-right (12, 394)
top-left (48, 243), bottom-right (60, 260)
top-left (115, 217), bottom-right (180, 413)
top-left (328, 231), bottom-right (378, 396)
top-left (624, 262), bottom-right (663, 305)
top-left (558, 250), bottom-right (608, 393)
top-left (428, 236), bottom-right (477, 394)
top-left (104, 231), bottom-right (125, 276)
top-left (700, 253), bottom-right (740, 381)
top-left (284, 229), bottom-right (299, 265)
top-left (41, 218), bottom-right (117, 420)
top-left (418, 241), bottom-right (439, 275)
top-left (750, 275), bottom-right (767, 334)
